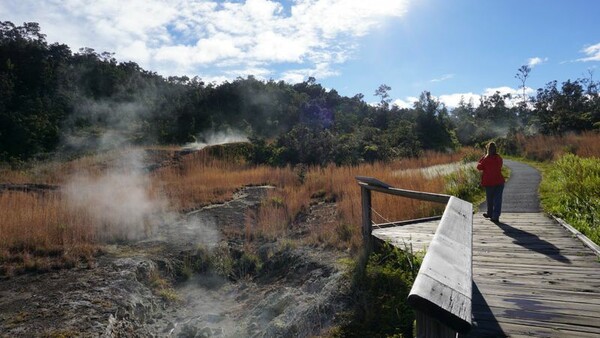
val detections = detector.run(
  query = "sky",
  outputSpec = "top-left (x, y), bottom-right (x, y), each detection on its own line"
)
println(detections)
top-left (2, 0), bottom-right (599, 109)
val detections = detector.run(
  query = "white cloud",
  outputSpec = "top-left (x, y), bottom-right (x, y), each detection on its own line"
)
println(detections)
top-left (527, 57), bottom-right (548, 67)
top-left (0, 0), bottom-right (410, 83)
top-left (483, 86), bottom-right (518, 97)
top-left (250, 31), bottom-right (308, 62)
top-left (577, 42), bottom-right (600, 62)
top-left (281, 63), bottom-right (340, 83)
top-left (395, 86), bottom-right (537, 110)
top-left (438, 93), bottom-right (480, 109)
top-left (392, 96), bottom-right (419, 109)
top-left (430, 73), bottom-right (455, 83)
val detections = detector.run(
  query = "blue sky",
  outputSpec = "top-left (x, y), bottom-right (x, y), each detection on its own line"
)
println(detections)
top-left (2, 0), bottom-right (599, 108)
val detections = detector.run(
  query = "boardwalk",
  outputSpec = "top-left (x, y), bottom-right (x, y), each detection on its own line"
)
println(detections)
top-left (373, 160), bottom-right (600, 337)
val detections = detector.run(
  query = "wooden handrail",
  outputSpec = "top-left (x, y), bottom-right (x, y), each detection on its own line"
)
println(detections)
top-left (355, 176), bottom-right (473, 337)
top-left (408, 196), bottom-right (473, 335)
top-left (356, 176), bottom-right (451, 204)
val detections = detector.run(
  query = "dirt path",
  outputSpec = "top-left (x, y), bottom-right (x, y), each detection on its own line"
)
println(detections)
top-left (478, 159), bottom-right (541, 213)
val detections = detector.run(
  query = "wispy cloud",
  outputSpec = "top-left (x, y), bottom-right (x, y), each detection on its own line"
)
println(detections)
top-left (527, 57), bottom-right (548, 67)
top-left (392, 96), bottom-right (419, 109)
top-left (0, 0), bottom-right (409, 83)
top-left (577, 42), bottom-right (600, 62)
top-left (430, 73), bottom-right (454, 83)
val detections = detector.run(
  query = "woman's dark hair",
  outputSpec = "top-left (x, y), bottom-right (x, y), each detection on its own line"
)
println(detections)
top-left (487, 142), bottom-right (497, 156)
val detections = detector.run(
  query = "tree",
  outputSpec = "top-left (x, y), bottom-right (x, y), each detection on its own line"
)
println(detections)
top-left (374, 84), bottom-right (392, 107)
top-left (413, 91), bottom-right (458, 151)
top-left (534, 80), bottom-right (595, 134)
top-left (515, 65), bottom-right (531, 109)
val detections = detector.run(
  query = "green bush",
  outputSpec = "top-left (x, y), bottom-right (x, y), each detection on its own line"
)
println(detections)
top-left (335, 244), bottom-right (423, 338)
top-left (540, 154), bottom-right (600, 244)
top-left (445, 166), bottom-right (484, 203)
top-left (234, 252), bottom-right (262, 279)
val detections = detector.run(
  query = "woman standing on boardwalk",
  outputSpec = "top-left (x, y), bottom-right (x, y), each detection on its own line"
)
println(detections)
top-left (477, 142), bottom-right (505, 222)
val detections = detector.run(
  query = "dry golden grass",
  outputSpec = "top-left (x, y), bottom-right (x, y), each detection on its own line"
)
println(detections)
top-left (1, 146), bottom-right (467, 274)
top-left (154, 150), bottom-right (454, 251)
top-left (0, 191), bottom-right (95, 249)
top-left (0, 191), bottom-right (100, 275)
top-left (515, 131), bottom-right (600, 161)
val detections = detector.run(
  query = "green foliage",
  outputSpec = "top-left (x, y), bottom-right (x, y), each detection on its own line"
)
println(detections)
top-left (234, 252), bottom-right (262, 279)
top-left (7, 21), bottom-right (571, 166)
top-left (335, 223), bottom-right (354, 243)
top-left (535, 80), bottom-right (600, 135)
top-left (1, 22), bottom-right (463, 165)
top-left (207, 142), bottom-right (252, 162)
top-left (211, 244), bottom-right (235, 278)
top-left (540, 154), bottom-right (600, 244)
top-left (414, 91), bottom-right (459, 151)
top-left (157, 288), bottom-right (181, 303)
top-left (336, 244), bottom-right (423, 338)
top-left (445, 166), bottom-right (484, 203)
top-left (176, 244), bottom-right (265, 282)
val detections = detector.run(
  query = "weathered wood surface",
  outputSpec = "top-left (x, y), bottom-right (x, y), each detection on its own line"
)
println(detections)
top-left (372, 219), bottom-right (439, 252)
top-left (374, 212), bottom-right (600, 337)
top-left (356, 176), bottom-right (451, 204)
top-left (407, 196), bottom-right (473, 334)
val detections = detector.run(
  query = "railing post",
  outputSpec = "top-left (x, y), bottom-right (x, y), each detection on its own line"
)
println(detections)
top-left (360, 185), bottom-right (372, 253)
top-left (414, 311), bottom-right (458, 338)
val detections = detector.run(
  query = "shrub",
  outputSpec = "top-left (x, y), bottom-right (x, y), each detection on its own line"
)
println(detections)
top-left (445, 166), bottom-right (484, 203)
top-left (540, 154), bottom-right (600, 244)
top-left (335, 244), bottom-right (423, 337)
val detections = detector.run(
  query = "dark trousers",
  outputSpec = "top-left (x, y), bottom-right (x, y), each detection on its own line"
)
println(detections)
top-left (485, 184), bottom-right (504, 220)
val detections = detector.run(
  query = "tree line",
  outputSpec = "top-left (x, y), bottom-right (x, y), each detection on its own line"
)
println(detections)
top-left (1, 22), bottom-right (599, 165)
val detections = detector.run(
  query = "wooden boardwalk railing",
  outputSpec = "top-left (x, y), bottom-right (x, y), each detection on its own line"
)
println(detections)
top-left (356, 176), bottom-right (473, 337)
top-left (358, 176), bottom-right (600, 337)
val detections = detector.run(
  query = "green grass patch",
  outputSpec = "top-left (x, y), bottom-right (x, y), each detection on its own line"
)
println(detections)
top-left (539, 154), bottom-right (600, 245)
top-left (333, 244), bottom-right (423, 338)
top-left (445, 165), bottom-right (485, 204)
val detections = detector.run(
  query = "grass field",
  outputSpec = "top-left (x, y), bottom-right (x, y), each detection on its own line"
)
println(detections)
top-left (0, 146), bottom-right (476, 275)
top-left (511, 132), bottom-right (600, 245)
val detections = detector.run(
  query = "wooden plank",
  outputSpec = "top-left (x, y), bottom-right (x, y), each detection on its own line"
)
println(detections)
top-left (474, 282), bottom-right (600, 304)
top-left (474, 265), bottom-right (600, 278)
top-left (357, 180), bottom-right (451, 204)
top-left (373, 219), bottom-right (438, 252)
top-left (355, 176), bottom-right (392, 188)
top-left (468, 319), bottom-right (600, 338)
top-left (475, 262), bottom-right (600, 274)
top-left (408, 196), bottom-right (473, 333)
top-left (473, 256), bottom-right (596, 265)
top-left (360, 186), bottom-right (372, 251)
top-left (469, 213), bottom-right (600, 337)
top-left (474, 306), bottom-right (600, 330)
top-left (554, 215), bottom-right (600, 256)
top-left (473, 294), bottom-right (600, 318)
top-left (475, 278), bottom-right (600, 288)
top-left (374, 215), bottom-right (442, 228)
top-left (377, 210), bottom-right (600, 337)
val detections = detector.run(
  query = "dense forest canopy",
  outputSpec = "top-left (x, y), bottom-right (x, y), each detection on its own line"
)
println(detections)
top-left (1, 22), bottom-right (599, 165)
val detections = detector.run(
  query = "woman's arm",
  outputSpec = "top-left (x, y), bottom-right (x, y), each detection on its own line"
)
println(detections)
top-left (477, 156), bottom-right (486, 170)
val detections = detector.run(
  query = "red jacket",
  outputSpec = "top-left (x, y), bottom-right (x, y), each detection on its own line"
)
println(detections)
top-left (477, 154), bottom-right (505, 186)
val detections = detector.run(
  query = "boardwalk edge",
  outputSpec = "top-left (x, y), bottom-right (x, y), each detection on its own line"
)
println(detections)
top-left (551, 214), bottom-right (600, 257)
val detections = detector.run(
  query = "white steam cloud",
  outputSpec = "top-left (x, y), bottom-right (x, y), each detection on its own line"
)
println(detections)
top-left (183, 130), bottom-right (249, 150)
top-left (58, 78), bottom-right (236, 243)
top-left (63, 149), bottom-right (167, 240)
